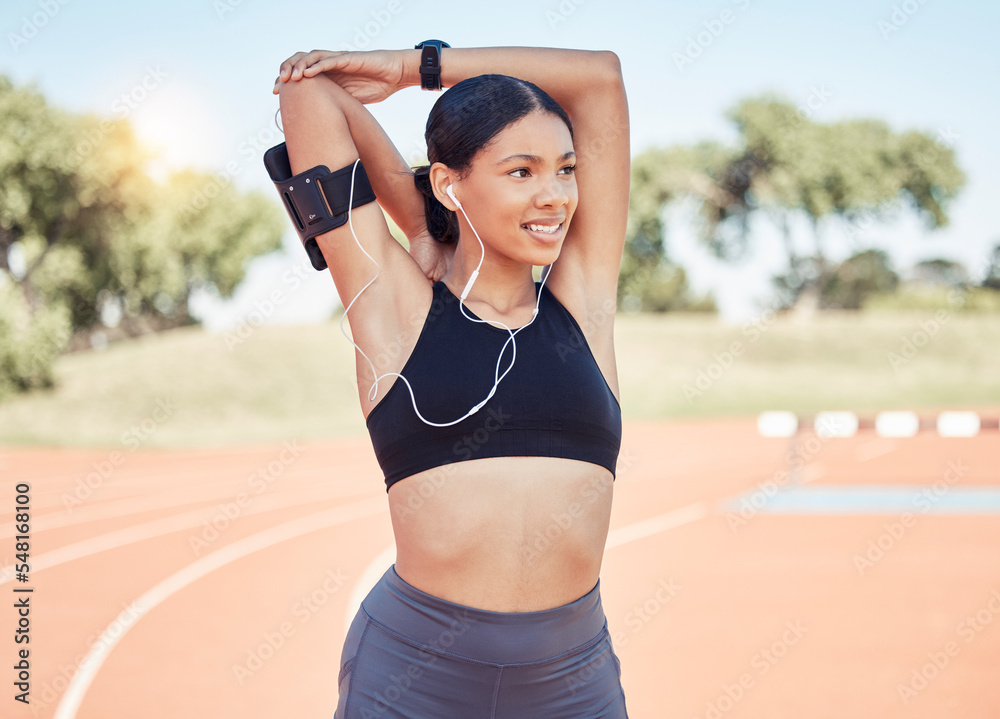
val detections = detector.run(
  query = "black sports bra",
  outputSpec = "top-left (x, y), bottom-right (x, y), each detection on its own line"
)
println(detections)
top-left (365, 279), bottom-right (622, 492)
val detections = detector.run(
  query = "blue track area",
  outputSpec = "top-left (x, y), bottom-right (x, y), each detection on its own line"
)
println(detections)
top-left (719, 486), bottom-right (1000, 514)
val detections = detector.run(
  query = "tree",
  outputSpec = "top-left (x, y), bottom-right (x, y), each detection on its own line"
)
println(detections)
top-left (819, 249), bottom-right (899, 310)
top-left (983, 243), bottom-right (1000, 291)
top-left (911, 258), bottom-right (969, 287)
top-left (0, 74), bottom-right (285, 396)
top-left (620, 143), bottom-right (726, 311)
top-left (626, 93), bottom-right (967, 310)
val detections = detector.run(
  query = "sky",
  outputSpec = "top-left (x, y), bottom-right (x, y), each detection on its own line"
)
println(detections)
top-left (3, 0), bottom-right (998, 326)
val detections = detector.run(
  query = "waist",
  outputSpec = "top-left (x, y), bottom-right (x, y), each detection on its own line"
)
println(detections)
top-left (387, 456), bottom-right (614, 611)
top-left (362, 564), bottom-right (608, 664)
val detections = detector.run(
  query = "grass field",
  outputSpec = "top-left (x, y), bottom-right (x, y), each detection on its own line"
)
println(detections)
top-left (1, 309), bottom-right (997, 448)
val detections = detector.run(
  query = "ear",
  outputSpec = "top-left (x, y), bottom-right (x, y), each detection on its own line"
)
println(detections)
top-left (429, 162), bottom-right (460, 212)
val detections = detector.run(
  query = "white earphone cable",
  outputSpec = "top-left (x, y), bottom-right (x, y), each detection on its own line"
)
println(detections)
top-left (338, 168), bottom-right (551, 427)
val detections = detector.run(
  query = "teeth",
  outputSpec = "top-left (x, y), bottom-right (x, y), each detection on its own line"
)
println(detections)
top-left (526, 223), bottom-right (559, 234)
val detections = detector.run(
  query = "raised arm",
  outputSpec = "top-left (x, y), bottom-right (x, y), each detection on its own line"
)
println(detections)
top-left (430, 48), bottom-right (630, 331)
top-left (274, 51), bottom-right (452, 283)
top-left (278, 47), bottom-right (629, 324)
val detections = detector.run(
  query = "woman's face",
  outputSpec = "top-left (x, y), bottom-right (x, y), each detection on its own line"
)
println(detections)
top-left (449, 111), bottom-right (578, 268)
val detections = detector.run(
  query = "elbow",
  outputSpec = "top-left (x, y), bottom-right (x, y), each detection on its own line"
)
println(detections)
top-left (593, 50), bottom-right (624, 86)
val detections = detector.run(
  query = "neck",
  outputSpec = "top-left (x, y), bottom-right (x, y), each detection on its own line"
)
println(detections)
top-left (442, 238), bottom-right (539, 315)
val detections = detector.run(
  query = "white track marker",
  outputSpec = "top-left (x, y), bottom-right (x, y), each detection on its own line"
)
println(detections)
top-left (814, 411), bottom-right (858, 438)
top-left (875, 411), bottom-right (920, 438)
top-left (937, 411), bottom-right (980, 437)
top-left (757, 411), bottom-right (798, 438)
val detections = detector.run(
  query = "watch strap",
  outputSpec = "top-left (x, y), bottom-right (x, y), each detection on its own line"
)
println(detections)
top-left (414, 39), bottom-right (450, 90)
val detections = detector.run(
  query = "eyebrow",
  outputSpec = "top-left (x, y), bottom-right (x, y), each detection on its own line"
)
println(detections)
top-left (495, 152), bottom-right (576, 166)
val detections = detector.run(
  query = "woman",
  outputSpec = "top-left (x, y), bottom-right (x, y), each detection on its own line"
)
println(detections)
top-left (273, 44), bottom-right (630, 718)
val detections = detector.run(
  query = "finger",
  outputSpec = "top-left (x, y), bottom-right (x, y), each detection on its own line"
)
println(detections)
top-left (302, 52), bottom-right (351, 77)
top-left (279, 54), bottom-right (302, 80)
top-left (290, 54), bottom-right (316, 79)
top-left (278, 52), bottom-right (307, 81)
top-left (293, 49), bottom-right (330, 78)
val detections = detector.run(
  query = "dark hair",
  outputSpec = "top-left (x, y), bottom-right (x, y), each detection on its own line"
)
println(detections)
top-left (412, 74), bottom-right (574, 244)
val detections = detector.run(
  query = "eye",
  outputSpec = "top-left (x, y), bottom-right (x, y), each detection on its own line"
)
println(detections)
top-left (509, 168), bottom-right (530, 178)
top-left (559, 164), bottom-right (577, 175)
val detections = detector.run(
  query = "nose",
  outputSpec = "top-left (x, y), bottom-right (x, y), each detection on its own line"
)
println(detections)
top-left (534, 173), bottom-right (571, 208)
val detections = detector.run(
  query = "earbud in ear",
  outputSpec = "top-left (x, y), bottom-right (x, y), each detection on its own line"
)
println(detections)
top-left (446, 184), bottom-right (462, 210)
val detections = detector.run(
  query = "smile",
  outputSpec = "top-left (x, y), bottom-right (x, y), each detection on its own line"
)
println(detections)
top-left (523, 223), bottom-right (560, 234)
top-left (521, 223), bottom-right (564, 242)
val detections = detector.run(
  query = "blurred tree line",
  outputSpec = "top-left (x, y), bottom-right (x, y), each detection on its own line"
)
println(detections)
top-left (621, 93), bottom-right (994, 313)
top-left (0, 75), bottom-right (284, 400)
top-left (1, 77), bottom-right (995, 401)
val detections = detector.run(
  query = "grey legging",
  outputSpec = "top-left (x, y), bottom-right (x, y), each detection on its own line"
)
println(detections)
top-left (335, 565), bottom-right (629, 718)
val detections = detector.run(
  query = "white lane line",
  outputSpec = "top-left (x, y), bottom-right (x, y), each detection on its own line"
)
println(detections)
top-left (52, 498), bottom-right (385, 719)
top-left (605, 502), bottom-right (709, 548)
top-left (0, 463), bottom-right (374, 539)
top-left (0, 473), bottom-right (265, 539)
top-left (0, 488), bottom-right (378, 586)
top-left (343, 544), bottom-right (396, 636)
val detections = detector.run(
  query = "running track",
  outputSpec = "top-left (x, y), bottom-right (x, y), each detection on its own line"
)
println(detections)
top-left (2, 415), bottom-right (999, 718)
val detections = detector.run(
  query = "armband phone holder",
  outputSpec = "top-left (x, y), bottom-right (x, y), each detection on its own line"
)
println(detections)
top-left (263, 142), bottom-right (377, 271)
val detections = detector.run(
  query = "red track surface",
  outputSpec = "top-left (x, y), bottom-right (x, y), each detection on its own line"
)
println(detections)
top-left (2, 416), bottom-right (998, 718)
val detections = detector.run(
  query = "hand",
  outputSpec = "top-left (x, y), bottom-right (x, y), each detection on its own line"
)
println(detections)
top-left (407, 230), bottom-right (454, 284)
top-left (273, 49), bottom-right (408, 103)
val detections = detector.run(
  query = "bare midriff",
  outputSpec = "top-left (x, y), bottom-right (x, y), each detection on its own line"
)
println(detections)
top-left (388, 455), bottom-right (614, 613)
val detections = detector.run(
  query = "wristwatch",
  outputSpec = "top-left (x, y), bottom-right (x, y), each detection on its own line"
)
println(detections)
top-left (414, 39), bottom-right (450, 90)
